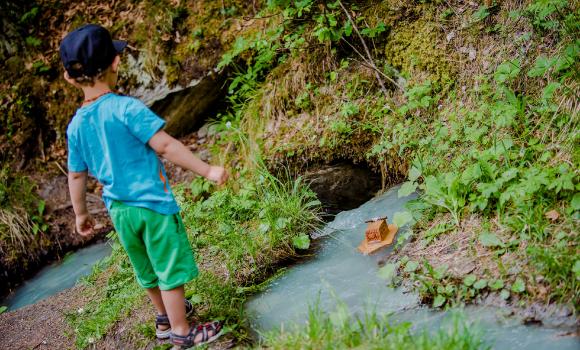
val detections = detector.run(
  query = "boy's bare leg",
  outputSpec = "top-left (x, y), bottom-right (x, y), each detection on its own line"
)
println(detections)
top-left (146, 287), bottom-right (167, 315)
top-left (161, 285), bottom-right (189, 336)
top-left (146, 287), bottom-right (171, 331)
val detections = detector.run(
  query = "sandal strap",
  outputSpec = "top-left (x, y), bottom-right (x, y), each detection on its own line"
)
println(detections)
top-left (155, 314), bottom-right (170, 327)
top-left (171, 321), bottom-right (222, 346)
top-left (155, 299), bottom-right (194, 329)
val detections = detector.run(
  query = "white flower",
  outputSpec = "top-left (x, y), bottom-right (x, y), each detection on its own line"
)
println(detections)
top-left (225, 121), bottom-right (232, 129)
top-left (77, 308), bottom-right (84, 314)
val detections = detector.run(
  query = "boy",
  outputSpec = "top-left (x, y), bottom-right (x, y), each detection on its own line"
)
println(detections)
top-left (60, 24), bottom-right (226, 348)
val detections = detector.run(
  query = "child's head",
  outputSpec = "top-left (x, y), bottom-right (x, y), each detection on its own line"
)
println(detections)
top-left (60, 24), bottom-right (127, 87)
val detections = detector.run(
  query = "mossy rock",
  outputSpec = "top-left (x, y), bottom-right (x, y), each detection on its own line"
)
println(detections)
top-left (384, 17), bottom-right (456, 88)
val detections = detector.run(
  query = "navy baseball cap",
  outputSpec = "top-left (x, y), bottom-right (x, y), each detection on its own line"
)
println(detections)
top-left (60, 24), bottom-right (127, 78)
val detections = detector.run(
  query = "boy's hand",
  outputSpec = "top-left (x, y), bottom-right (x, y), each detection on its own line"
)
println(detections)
top-left (76, 213), bottom-right (95, 236)
top-left (206, 166), bottom-right (229, 185)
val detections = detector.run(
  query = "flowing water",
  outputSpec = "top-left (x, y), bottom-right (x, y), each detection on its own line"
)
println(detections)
top-left (2, 241), bottom-right (112, 311)
top-left (246, 185), bottom-right (579, 349)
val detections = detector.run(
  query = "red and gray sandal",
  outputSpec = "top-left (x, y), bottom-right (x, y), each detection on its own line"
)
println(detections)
top-left (155, 299), bottom-right (195, 339)
top-left (169, 321), bottom-right (223, 349)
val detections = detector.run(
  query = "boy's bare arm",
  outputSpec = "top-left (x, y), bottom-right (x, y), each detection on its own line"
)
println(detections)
top-left (69, 171), bottom-right (95, 236)
top-left (149, 130), bottom-right (228, 185)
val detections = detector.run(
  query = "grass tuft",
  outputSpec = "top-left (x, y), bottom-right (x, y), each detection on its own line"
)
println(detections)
top-left (260, 302), bottom-right (489, 350)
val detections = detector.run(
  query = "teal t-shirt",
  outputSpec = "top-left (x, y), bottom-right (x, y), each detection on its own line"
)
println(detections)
top-left (66, 93), bottom-right (180, 215)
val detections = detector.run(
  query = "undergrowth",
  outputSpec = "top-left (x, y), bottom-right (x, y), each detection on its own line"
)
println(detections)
top-left (67, 169), bottom-right (321, 348)
top-left (0, 165), bottom-right (48, 294)
top-left (214, 0), bottom-right (579, 311)
top-left (259, 302), bottom-right (489, 350)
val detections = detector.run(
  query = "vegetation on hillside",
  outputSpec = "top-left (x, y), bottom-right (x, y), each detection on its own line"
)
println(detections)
top-left (214, 0), bottom-right (579, 311)
top-left (0, 0), bottom-right (263, 294)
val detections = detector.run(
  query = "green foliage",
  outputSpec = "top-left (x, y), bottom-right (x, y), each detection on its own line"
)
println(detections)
top-left (25, 36), bottom-right (42, 47)
top-left (471, 5), bottom-right (490, 23)
top-left (398, 80), bottom-right (435, 114)
top-left (19, 6), bottom-right (39, 24)
top-left (493, 59), bottom-right (521, 83)
top-left (69, 170), bottom-right (321, 347)
top-left (0, 166), bottom-right (47, 238)
top-left (261, 302), bottom-right (489, 350)
top-left (526, 0), bottom-right (569, 31)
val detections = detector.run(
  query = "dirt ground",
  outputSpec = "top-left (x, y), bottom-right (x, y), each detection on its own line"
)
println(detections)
top-left (0, 286), bottom-right (235, 350)
top-left (0, 286), bottom-right (84, 349)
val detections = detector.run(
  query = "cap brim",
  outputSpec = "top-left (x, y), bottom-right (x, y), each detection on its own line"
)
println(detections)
top-left (113, 40), bottom-right (128, 54)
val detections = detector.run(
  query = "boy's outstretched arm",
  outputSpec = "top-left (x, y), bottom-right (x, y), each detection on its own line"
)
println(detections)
top-left (68, 171), bottom-right (95, 236)
top-left (149, 130), bottom-right (228, 185)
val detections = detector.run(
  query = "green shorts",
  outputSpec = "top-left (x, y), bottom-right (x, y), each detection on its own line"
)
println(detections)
top-left (109, 201), bottom-right (198, 290)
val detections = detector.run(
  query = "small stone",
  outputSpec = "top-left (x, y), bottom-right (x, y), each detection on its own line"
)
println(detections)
top-left (446, 31), bottom-right (456, 42)
top-left (197, 124), bottom-right (209, 138)
top-left (468, 48), bottom-right (477, 61)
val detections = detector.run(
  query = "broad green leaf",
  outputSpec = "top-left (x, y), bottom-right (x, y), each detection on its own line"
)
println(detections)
top-left (444, 284), bottom-right (455, 295)
top-left (541, 82), bottom-right (561, 101)
top-left (393, 211), bottom-right (414, 227)
top-left (433, 295), bottom-right (446, 308)
top-left (511, 278), bottom-right (526, 293)
top-left (188, 294), bottom-right (202, 304)
top-left (344, 21), bottom-right (353, 36)
top-left (573, 260), bottom-right (580, 280)
top-left (500, 289), bottom-right (510, 300)
top-left (0, 306), bottom-right (6, 314)
top-left (474, 279), bottom-right (488, 290)
top-left (494, 59), bottom-right (521, 83)
top-left (571, 193), bottom-right (580, 211)
top-left (276, 217), bottom-right (289, 229)
top-left (398, 181), bottom-right (417, 198)
top-left (378, 263), bottom-right (398, 283)
top-left (464, 274), bottom-right (477, 287)
top-left (330, 71), bottom-right (338, 81)
top-left (292, 234), bottom-right (310, 250)
top-left (433, 265), bottom-right (448, 280)
top-left (479, 232), bottom-right (504, 248)
top-left (404, 260), bottom-right (419, 273)
top-left (409, 166), bottom-right (421, 182)
top-left (489, 279), bottom-right (504, 290)
top-left (471, 5), bottom-right (490, 22)
top-left (527, 56), bottom-right (555, 77)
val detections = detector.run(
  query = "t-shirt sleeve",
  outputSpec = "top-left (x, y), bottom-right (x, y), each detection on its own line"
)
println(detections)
top-left (122, 97), bottom-right (166, 144)
top-left (67, 131), bottom-right (87, 173)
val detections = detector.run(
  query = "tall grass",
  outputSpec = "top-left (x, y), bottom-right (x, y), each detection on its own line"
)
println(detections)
top-left (260, 302), bottom-right (489, 350)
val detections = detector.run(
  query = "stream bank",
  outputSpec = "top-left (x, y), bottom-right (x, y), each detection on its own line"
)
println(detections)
top-left (247, 185), bottom-right (579, 349)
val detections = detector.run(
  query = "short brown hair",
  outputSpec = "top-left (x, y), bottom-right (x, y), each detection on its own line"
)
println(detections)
top-left (69, 62), bottom-right (108, 86)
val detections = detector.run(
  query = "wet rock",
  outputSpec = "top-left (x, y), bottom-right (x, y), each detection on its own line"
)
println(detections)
top-left (303, 163), bottom-right (381, 213)
top-left (122, 53), bottom-right (226, 137)
top-left (149, 71), bottom-right (226, 136)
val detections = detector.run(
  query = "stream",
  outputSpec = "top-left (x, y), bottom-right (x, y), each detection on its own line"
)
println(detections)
top-left (2, 241), bottom-right (112, 311)
top-left (245, 185), bottom-right (579, 349)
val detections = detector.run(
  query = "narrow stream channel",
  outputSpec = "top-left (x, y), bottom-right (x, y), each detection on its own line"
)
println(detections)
top-left (2, 241), bottom-right (112, 311)
top-left (246, 185), bottom-right (579, 349)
